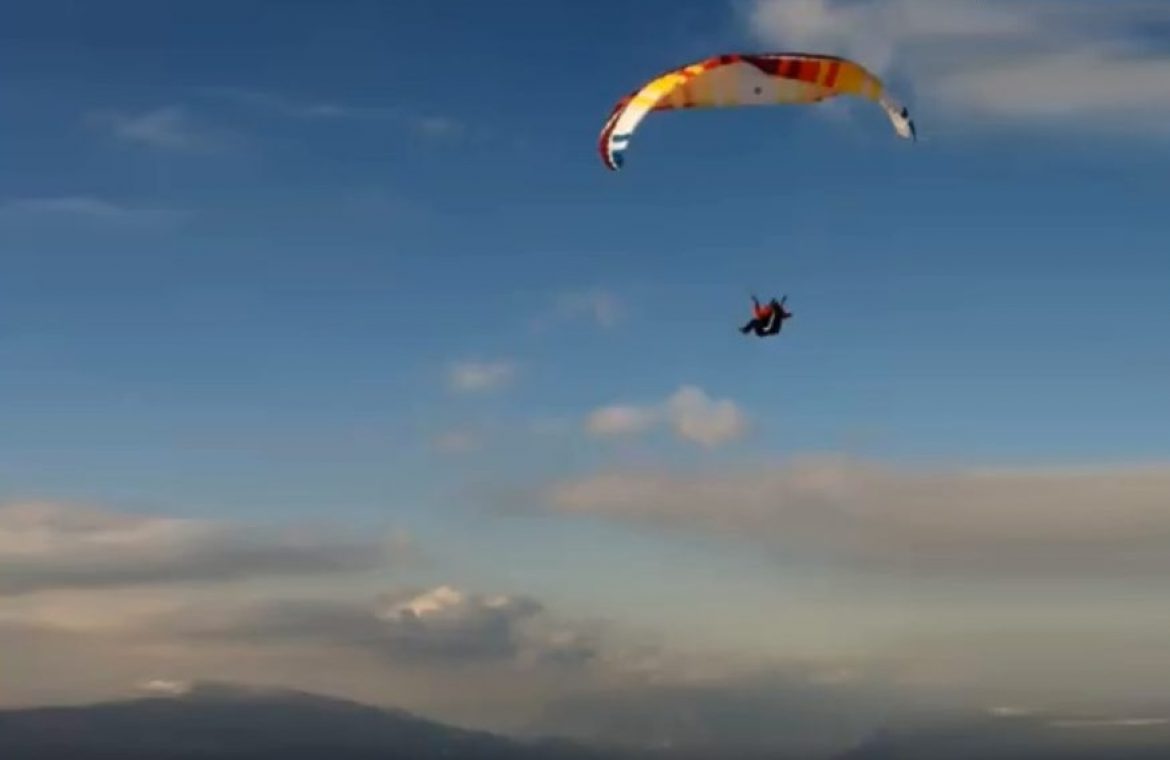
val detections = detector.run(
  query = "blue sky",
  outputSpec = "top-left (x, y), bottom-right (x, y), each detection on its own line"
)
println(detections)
top-left (3, 0), bottom-right (1167, 506)
top-left (3, 1), bottom-right (1170, 749)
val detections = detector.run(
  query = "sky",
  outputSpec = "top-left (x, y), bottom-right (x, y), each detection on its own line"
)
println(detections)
top-left (2, 0), bottom-right (1170, 755)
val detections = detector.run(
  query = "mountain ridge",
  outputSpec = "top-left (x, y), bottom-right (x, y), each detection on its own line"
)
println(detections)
top-left (4, 681), bottom-right (1170, 760)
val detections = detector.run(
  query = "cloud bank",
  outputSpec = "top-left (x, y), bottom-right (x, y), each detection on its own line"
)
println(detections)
top-left (3, 495), bottom-right (1170, 753)
top-left (0, 502), bottom-right (400, 596)
top-left (545, 455), bottom-right (1170, 577)
top-left (166, 584), bottom-right (600, 671)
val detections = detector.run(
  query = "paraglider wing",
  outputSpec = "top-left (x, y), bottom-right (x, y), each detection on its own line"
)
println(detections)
top-left (598, 53), bottom-right (915, 170)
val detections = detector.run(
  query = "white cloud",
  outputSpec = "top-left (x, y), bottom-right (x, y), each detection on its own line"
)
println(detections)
top-left (447, 360), bottom-right (516, 393)
top-left (938, 50), bottom-right (1170, 122)
top-left (379, 584), bottom-right (468, 618)
top-left (988, 705), bottom-right (1036, 717)
top-left (372, 584), bottom-right (554, 662)
top-left (160, 583), bottom-right (601, 671)
top-left (544, 456), bottom-right (1170, 577)
top-left (88, 106), bottom-right (213, 150)
top-left (585, 404), bottom-right (658, 437)
top-left (665, 386), bottom-right (750, 448)
top-left (744, 0), bottom-right (1170, 135)
top-left (136, 678), bottom-right (192, 697)
top-left (585, 385), bottom-right (749, 448)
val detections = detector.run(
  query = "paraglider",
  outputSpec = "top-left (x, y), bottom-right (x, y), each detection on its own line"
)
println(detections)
top-left (597, 52), bottom-right (911, 342)
top-left (598, 52), bottom-right (915, 170)
top-left (740, 294), bottom-right (792, 338)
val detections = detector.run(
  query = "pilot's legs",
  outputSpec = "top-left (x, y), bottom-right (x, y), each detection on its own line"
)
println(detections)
top-left (741, 319), bottom-right (770, 337)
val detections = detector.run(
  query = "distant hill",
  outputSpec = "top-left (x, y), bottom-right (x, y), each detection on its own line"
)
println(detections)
top-left (0, 682), bottom-right (607, 760)
top-left (4, 682), bottom-right (1168, 760)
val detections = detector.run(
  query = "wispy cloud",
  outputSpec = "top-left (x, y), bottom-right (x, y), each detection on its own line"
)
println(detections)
top-left (87, 106), bottom-right (216, 150)
top-left (544, 456), bottom-right (1170, 577)
top-left (531, 290), bottom-right (624, 337)
top-left (586, 405), bottom-right (658, 438)
top-left (199, 87), bottom-right (466, 140)
top-left (0, 502), bottom-right (403, 596)
top-left (447, 360), bottom-right (517, 394)
top-left (556, 289), bottom-right (623, 329)
top-left (533, 662), bottom-right (899, 754)
top-left (1050, 716), bottom-right (1170, 729)
top-left (197, 86), bottom-right (398, 121)
top-left (0, 196), bottom-right (188, 227)
top-left (411, 115), bottom-right (465, 140)
top-left (586, 385), bottom-right (749, 448)
top-left (430, 430), bottom-right (479, 454)
top-left (744, 0), bottom-right (1170, 136)
top-left (846, 708), bottom-right (1170, 757)
top-left (136, 679), bottom-right (192, 697)
top-left (528, 416), bottom-right (574, 438)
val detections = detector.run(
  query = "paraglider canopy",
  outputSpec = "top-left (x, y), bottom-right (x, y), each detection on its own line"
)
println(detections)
top-left (598, 52), bottom-right (916, 170)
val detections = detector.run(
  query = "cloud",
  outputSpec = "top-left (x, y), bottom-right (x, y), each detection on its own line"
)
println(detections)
top-left (4, 576), bottom-right (1169, 754)
top-left (198, 87), bottom-right (465, 140)
top-left (533, 663), bottom-right (899, 755)
top-left (431, 430), bottom-right (479, 454)
top-left (136, 678), bottom-right (192, 697)
top-left (447, 360), bottom-right (516, 394)
top-left (1051, 717), bottom-right (1170, 729)
top-left (0, 502), bottom-right (402, 596)
top-left (412, 115), bottom-right (465, 139)
top-left (585, 386), bottom-right (749, 448)
top-left (374, 585), bottom-right (568, 663)
top-left (665, 387), bottom-right (750, 448)
top-left (555, 290), bottom-right (623, 328)
top-left (528, 417), bottom-right (574, 437)
top-left (87, 106), bottom-right (214, 150)
top-left (585, 405), bottom-right (658, 438)
top-left (0, 595), bottom-right (907, 755)
top-left (987, 705), bottom-right (1035, 718)
top-left (744, 0), bottom-right (1170, 136)
top-left (162, 584), bottom-right (600, 670)
top-left (939, 50), bottom-right (1170, 123)
top-left (197, 87), bottom-right (397, 121)
top-left (531, 289), bottom-right (624, 337)
top-left (0, 196), bottom-right (187, 227)
top-left (543, 455), bottom-right (1170, 578)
